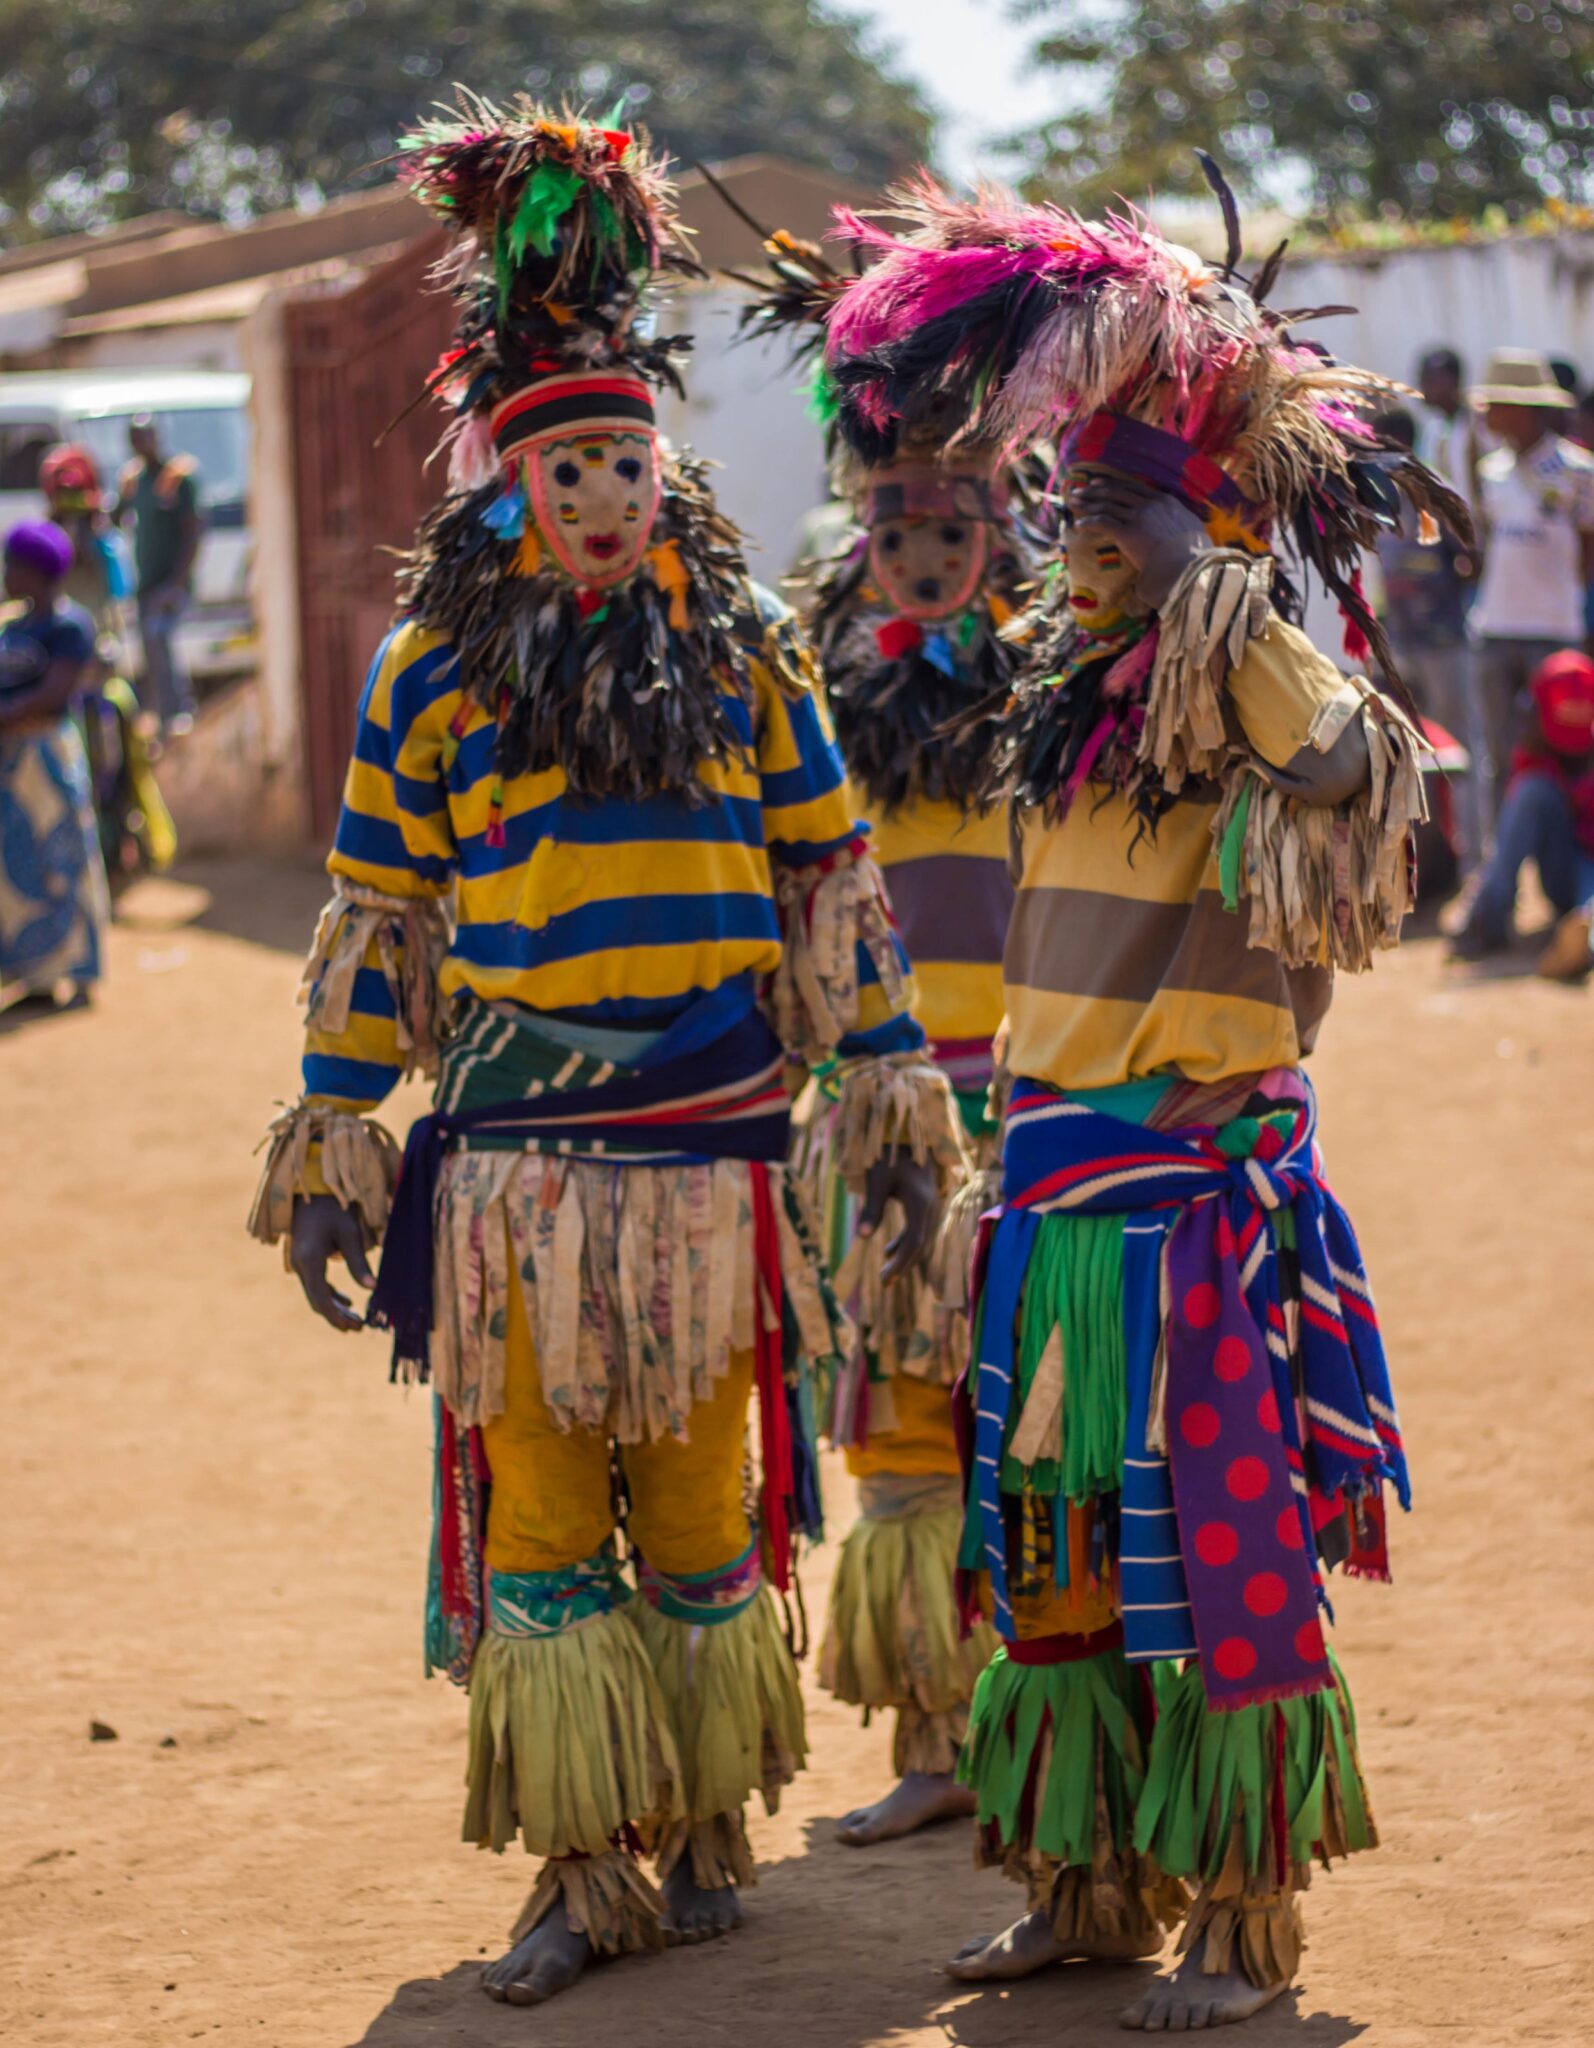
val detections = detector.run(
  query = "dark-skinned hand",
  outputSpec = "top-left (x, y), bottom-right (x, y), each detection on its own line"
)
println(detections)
top-left (856, 1149), bottom-right (941, 1284)
top-left (291, 1192), bottom-right (375, 1333)
top-left (1067, 474), bottom-right (1212, 610)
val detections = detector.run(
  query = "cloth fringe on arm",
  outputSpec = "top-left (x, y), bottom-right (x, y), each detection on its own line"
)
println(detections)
top-left (768, 842), bottom-right (907, 1063)
top-left (246, 1102), bottom-right (403, 1253)
top-left (301, 880), bottom-right (452, 1078)
top-left (1212, 685), bottom-right (1430, 972)
top-left (825, 1054), bottom-right (970, 1347)
top-left (1140, 549), bottom-right (1277, 789)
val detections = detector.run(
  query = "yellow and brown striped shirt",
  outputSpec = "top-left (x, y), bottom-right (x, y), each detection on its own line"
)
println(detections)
top-left (1004, 619), bottom-right (1360, 1091)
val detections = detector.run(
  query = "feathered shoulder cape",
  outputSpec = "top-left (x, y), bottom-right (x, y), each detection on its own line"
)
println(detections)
top-left (397, 451), bottom-right (793, 805)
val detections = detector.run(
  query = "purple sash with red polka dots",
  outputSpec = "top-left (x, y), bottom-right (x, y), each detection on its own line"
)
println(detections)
top-left (996, 1075), bottom-right (1409, 1712)
top-left (1164, 1199), bottom-right (1328, 1707)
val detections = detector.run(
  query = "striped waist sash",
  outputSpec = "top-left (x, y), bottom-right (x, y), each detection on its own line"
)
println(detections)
top-left (368, 993), bottom-right (791, 1371)
top-left (972, 1074), bottom-right (1408, 1710)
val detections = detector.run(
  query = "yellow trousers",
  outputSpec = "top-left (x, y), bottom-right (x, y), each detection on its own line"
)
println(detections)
top-left (843, 1373), bottom-right (962, 1482)
top-left (466, 1226), bottom-right (807, 1901)
top-left (482, 1234), bottom-right (755, 1578)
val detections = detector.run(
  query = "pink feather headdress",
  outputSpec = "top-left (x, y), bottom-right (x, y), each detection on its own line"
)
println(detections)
top-left (821, 163), bottom-right (1471, 672)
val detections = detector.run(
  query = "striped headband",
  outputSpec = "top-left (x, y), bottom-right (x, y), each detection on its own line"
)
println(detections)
top-left (490, 369), bottom-right (656, 465)
top-left (1062, 410), bottom-right (1260, 521)
top-left (864, 468), bottom-right (1004, 527)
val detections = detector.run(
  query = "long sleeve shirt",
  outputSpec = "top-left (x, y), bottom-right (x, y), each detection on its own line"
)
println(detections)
top-left (303, 601), bottom-right (922, 1112)
top-left (1004, 619), bottom-right (1359, 1091)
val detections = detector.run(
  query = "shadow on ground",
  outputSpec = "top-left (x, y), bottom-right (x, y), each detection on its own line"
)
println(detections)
top-left (115, 854), bottom-right (330, 955)
top-left (345, 1816), bottom-right (1369, 2048)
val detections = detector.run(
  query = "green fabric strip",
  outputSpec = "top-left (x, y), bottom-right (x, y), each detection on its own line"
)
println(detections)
top-left (958, 1643), bottom-right (1147, 1866)
top-left (1218, 774), bottom-right (1255, 912)
top-left (954, 1084), bottom-right (997, 1140)
top-left (1001, 1211), bottom-right (1127, 1505)
top-left (1133, 1650), bottom-right (1375, 1883)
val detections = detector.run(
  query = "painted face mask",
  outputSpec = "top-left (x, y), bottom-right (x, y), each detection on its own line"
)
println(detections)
top-left (489, 371), bottom-right (663, 589)
top-left (524, 429), bottom-right (661, 587)
top-left (864, 465), bottom-right (999, 621)
top-left (1061, 468), bottom-right (1146, 636)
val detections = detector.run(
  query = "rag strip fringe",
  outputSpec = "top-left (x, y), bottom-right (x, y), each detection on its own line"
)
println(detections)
top-left (820, 1489), bottom-right (996, 1768)
top-left (429, 1155), bottom-right (845, 1439)
top-left (300, 880), bottom-right (451, 1078)
top-left (634, 1589), bottom-right (806, 1887)
top-left (508, 1847), bottom-right (668, 1958)
top-left (1141, 548), bottom-right (1277, 790)
top-left (769, 842), bottom-right (910, 1063)
top-left (931, 1158), bottom-right (1004, 1322)
top-left (246, 1100), bottom-right (402, 1252)
top-left (1134, 1651), bottom-right (1377, 1989)
top-left (1141, 550), bottom-right (1430, 975)
top-left (1212, 685), bottom-right (1430, 973)
top-left (463, 1607), bottom-right (682, 1860)
top-left (959, 1644), bottom-right (1185, 1945)
top-left (799, 1053), bottom-right (971, 1387)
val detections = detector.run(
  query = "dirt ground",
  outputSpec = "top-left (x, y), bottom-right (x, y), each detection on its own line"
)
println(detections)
top-left (3, 855), bottom-right (1591, 2048)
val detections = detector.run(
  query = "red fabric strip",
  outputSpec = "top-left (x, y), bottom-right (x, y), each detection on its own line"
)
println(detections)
top-left (1003, 1620), bottom-right (1124, 1666)
top-left (748, 1163), bottom-right (792, 1593)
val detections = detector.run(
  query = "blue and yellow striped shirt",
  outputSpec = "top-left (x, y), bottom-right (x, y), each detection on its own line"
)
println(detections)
top-left (305, 605), bottom-right (921, 1109)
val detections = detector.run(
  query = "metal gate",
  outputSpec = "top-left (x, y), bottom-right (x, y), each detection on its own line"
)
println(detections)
top-left (285, 232), bottom-right (452, 842)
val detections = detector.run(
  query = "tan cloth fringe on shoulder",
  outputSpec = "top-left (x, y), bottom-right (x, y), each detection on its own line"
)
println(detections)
top-left (247, 1103), bottom-right (402, 1253)
top-left (1141, 548), bottom-right (1276, 789)
top-left (301, 881), bottom-right (451, 1078)
top-left (1213, 685), bottom-right (1430, 972)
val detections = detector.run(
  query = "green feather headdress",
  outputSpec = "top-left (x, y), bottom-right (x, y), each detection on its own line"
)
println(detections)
top-left (397, 95), bottom-right (706, 416)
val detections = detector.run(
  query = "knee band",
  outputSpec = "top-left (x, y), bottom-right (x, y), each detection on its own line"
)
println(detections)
top-left (486, 1542), bottom-right (632, 1637)
top-left (636, 1538), bottom-right (762, 1625)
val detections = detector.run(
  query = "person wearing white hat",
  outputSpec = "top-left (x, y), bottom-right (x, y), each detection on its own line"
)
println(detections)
top-left (1468, 348), bottom-right (1594, 821)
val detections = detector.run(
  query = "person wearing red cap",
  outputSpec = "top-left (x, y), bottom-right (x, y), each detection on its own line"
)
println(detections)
top-left (1451, 648), bottom-right (1594, 979)
top-left (40, 443), bottom-right (133, 652)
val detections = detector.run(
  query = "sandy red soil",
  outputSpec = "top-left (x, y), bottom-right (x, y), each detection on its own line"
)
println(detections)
top-left (4, 858), bottom-right (1591, 2047)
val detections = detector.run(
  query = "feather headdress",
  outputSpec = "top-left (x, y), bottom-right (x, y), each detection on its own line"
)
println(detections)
top-left (396, 96), bottom-right (705, 436)
top-left (387, 103), bottom-right (776, 807)
top-left (700, 172), bottom-right (1049, 812)
top-left (822, 162), bottom-right (1470, 678)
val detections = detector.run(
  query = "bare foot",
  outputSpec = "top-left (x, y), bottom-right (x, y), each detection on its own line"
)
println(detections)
top-left (836, 1771), bottom-right (979, 1847)
top-left (945, 1907), bottom-right (1163, 1982)
top-left (1119, 1934), bottom-right (1288, 2030)
top-left (661, 1862), bottom-right (743, 1946)
top-left (480, 1913), bottom-right (593, 2005)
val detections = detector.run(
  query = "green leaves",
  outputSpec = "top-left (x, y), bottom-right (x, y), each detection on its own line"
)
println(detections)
top-left (1009, 0), bottom-right (1594, 223)
top-left (0, 0), bottom-right (935, 242)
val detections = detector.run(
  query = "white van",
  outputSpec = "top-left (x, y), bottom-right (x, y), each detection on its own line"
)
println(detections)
top-left (0, 367), bottom-right (253, 686)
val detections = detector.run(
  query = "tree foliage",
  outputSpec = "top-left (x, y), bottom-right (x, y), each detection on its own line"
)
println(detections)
top-left (1009, 0), bottom-right (1594, 221)
top-left (0, 0), bottom-right (933, 240)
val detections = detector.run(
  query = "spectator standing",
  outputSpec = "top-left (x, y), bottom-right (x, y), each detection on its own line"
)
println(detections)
top-left (1372, 405), bottom-right (1485, 864)
top-left (1416, 346), bottom-right (1483, 508)
top-left (1569, 391), bottom-right (1594, 644)
top-left (114, 416), bottom-right (203, 733)
top-left (1452, 649), bottom-right (1594, 982)
top-left (39, 443), bottom-right (133, 657)
top-left (1468, 350), bottom-right (1594, 818)
top-left (0, 521), bottom-right (108, 1012)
